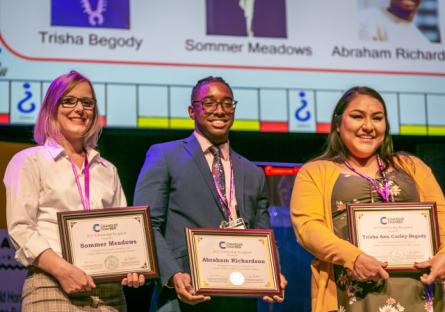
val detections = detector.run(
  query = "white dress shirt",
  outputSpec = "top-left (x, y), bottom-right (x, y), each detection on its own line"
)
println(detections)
top-left (194, 131), bottom-right (238, 219)
top-left (4, 139), bottom-right (127, 267)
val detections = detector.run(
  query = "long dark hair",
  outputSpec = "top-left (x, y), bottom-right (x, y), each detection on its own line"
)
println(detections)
top-left (316, 86), bottom-right (395, 169)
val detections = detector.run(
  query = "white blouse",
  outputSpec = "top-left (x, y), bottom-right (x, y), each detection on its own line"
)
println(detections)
top-left (4, 140), bottom-right (126, 267)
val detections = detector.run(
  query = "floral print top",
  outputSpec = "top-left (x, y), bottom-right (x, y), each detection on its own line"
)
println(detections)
top-left (331, 170), bottom-right (419, 240)
top-left (330, 169), bottom-right (440, 312)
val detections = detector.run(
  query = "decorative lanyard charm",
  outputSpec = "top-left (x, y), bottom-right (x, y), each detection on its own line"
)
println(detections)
top-left (219, 218), bottom-right (247, 229)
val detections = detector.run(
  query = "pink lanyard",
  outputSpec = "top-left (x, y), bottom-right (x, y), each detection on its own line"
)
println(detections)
top-left (212, 157), bottom-right (234, 220)
top-left (344, 155), bottom-right (390, 202)
top-left (70, 156), bottom-right (90, 211)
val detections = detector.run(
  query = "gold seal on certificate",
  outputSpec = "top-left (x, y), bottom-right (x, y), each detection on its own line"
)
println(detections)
top-left (185, 228), bottom-right (282, 296)
top-left (57, 206), bottom-right (159, 281)
top-left (347, 202), bottom-right (440, 271)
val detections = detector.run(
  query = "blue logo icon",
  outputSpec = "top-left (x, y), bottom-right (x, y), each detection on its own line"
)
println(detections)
top-left (18, 83), bottom-right (36, 113)
top-left (294, 91), bottom-right (311, 122)
top-left (93, 224), bottom-right (101, 232)
top-left (219, 241), bottom-right (226, 249)
top-left (51, 0), bottom-right (130, 29)
top-left (380, 217), bottom-right (387, 225)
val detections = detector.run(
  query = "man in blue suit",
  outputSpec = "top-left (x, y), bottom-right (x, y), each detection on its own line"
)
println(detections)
top-left (134, 77), bottom-right (286, 311)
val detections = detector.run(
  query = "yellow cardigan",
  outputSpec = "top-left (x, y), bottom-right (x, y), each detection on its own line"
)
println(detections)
top-left (290, 156), bottom-right (445, 312)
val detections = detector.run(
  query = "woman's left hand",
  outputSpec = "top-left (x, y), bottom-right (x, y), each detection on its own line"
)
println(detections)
top-left (415, 253), bottom-right (445, 284)
top-left (121, 273), bottom-right (145, 288)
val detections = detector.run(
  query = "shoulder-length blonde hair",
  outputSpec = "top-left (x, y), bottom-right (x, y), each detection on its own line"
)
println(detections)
top-left (33, 70), bottom-right (101, 148)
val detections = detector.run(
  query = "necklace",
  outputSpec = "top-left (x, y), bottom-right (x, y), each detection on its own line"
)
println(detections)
top-left (81, 0), bottom-right (106, 26)
top-left (344, 155), bottom-right (390, 202)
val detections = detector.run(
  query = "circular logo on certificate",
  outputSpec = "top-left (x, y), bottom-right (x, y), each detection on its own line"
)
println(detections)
top-left (229, 272), bottom-right (245, 286)
top-left (104, 256), bottom-right (119, 271)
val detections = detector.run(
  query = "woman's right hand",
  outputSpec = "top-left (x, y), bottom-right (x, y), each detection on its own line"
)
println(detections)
top-left (54, 262), bottom-right (96, 294)
top-left (351, 253), bottom-right (389, 282)
top-left (34, 249), bottom-right (96, 294)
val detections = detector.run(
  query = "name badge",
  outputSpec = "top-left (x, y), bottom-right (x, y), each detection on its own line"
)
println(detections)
top-left (220, 217), bottom-right (246, 229)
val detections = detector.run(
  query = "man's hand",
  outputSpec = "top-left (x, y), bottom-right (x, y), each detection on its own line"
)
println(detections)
top-left (352, 253), bottom-right (389, 282)
top-left (121, 273), bottom-right (145, 288)
top-left (262, 273), bottom-right (287, 303)
top-left (415, 253), bottom-right (445, 285)
top-left (172, 272), bottom-right (211, 305)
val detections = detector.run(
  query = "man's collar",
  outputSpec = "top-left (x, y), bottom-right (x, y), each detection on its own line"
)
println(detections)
top-left (193, 131), bottom-right (230, 160)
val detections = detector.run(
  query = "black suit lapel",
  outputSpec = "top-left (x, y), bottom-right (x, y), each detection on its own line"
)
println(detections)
top-left (183, 135), bottom-right (226, 218)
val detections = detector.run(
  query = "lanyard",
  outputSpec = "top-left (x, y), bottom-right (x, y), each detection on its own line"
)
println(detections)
top-left (212, 157), bottom-right (234, 220)
top-left (70, 155), bottom-right (90, 211)
top-left (344, 155), bottom-right (390, 202)
top-left (425, 284), bottom-right (434, 310)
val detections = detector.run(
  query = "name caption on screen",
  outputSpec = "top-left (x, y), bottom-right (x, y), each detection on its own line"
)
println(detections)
top-left (185, 39), bottom-right (312, 56)
top-left (332, 45), bottom-right (445, 61)
top-left (38, 31), bottom-right (143, 51)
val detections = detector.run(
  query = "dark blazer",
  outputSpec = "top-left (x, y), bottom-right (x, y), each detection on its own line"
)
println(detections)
top-left (133, 134), bottom-right (270, 286)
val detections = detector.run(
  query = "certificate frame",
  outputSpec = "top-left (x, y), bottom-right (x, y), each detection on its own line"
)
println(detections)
top-left (347, 202), bottom-right (440, 272)
top-left (57, 206), bottom-right (159, 281)
top-left (185, 228), bottom-right (282, 297)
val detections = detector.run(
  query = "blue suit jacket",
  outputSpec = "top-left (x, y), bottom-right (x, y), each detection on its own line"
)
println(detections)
top-left (134, 134), bottom-right (270, 285)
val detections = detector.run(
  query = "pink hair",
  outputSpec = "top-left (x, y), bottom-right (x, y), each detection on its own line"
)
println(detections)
top-left (33, 70), bottom-right (101, 148)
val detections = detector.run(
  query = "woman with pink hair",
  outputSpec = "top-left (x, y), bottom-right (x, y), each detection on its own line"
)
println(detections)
top-left (4, 70), bottom-right (143, 311)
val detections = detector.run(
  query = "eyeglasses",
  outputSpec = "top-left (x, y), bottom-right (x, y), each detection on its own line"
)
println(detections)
top-left (59, 96), bottom-right (96, 110)
top-left (192, 98), bottom-right (237, 113)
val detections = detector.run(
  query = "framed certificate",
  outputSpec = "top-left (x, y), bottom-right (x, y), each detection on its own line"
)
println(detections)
top-left (347, 202), bottom-right (440, 271)
top-left (57, 206), bottom-right (159, 281)
top-left (185, 228), bottom-right (282, 297)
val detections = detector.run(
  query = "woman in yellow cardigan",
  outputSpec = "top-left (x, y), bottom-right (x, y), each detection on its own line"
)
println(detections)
top-left (291, 86), bottom-right (445, 312)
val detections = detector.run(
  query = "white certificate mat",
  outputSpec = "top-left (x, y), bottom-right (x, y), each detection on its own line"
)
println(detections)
top-left (348, 202), bottom-right (440, 271)
top-left (186, 228), bottom-right (281, 297)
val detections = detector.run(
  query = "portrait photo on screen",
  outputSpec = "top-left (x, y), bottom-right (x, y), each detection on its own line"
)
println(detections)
top-left (357, 0), bottom-right (441, 43)
top-left (206, 0), bottom-right (287, 38)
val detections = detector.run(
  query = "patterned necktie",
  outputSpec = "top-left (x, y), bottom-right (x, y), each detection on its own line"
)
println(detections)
top-left (209, 146), bottom-right (229, 214)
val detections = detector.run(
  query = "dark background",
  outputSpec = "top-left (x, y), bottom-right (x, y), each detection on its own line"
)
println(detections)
top-left (2, 125), bottom-right (444, 203)
top-left (96, 130), bottom-right (445, 197)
